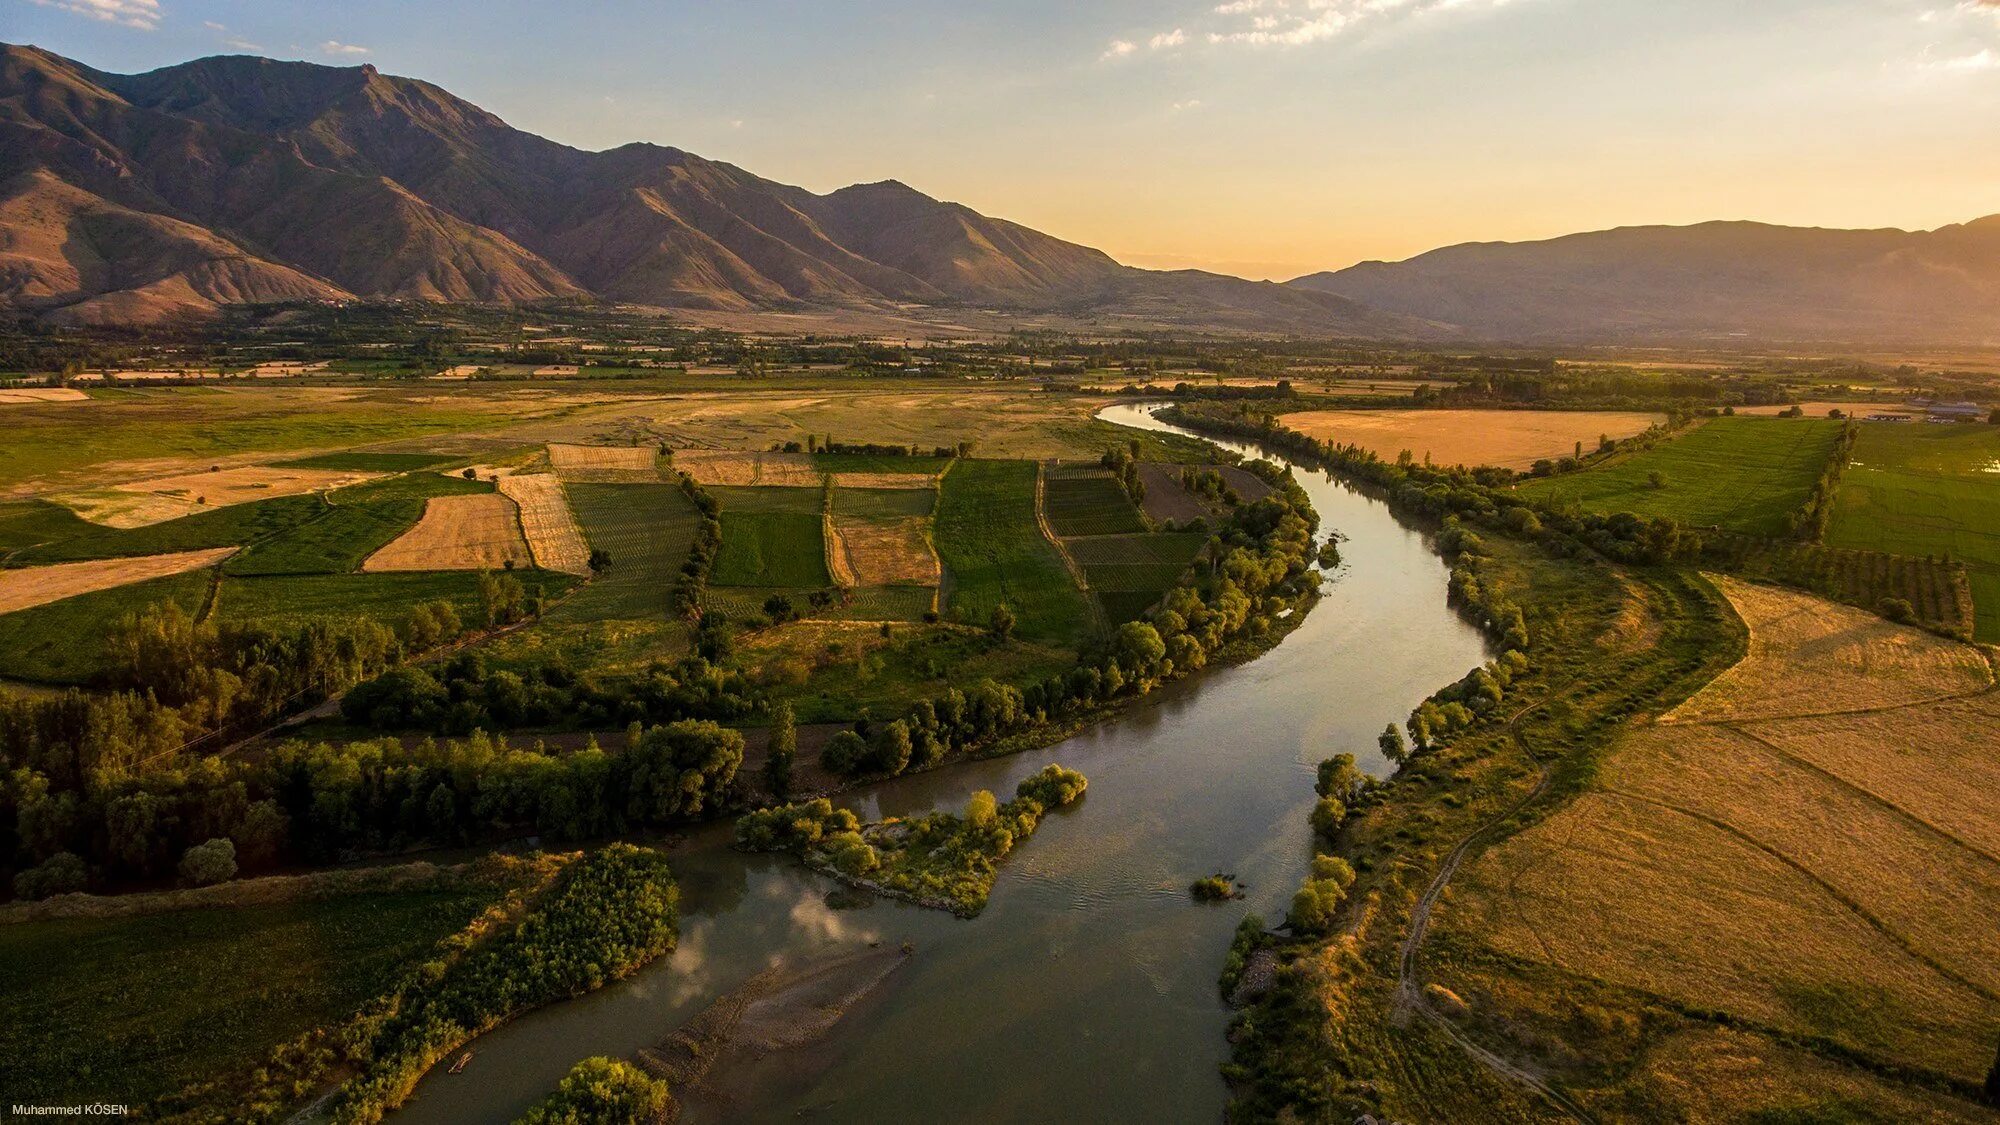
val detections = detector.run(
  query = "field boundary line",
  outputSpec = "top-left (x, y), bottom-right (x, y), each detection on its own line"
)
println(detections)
top-left (1035, 462), bottom-right (1106, 634)
top-left (1599, 785), bottom-right (2000, 1006)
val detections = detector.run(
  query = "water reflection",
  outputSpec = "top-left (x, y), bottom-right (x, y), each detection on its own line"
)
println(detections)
top-left (392, 403), bottom-right (1490, 1124)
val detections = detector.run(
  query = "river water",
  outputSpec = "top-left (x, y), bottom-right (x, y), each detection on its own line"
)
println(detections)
top-left (393, 403), bottom-right (1489, 1124)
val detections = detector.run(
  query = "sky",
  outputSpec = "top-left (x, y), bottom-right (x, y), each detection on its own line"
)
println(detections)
top-left (8, 0), bottom-right (2000, 279)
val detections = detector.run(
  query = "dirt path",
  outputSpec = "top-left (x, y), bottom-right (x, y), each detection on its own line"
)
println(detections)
top-left (1390, 702), bottom-right (1600, 1124)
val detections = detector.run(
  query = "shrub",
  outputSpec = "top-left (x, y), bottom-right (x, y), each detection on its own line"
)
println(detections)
top-left (13, 852), bottom-right (87, 900)
top-left (515, 1056), bottom-right (669, 1125)
top-left (178, 837), bottom-right (238, 886)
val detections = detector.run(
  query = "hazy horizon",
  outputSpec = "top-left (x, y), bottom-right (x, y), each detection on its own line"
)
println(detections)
top-left (9, 0), bottom-right (2000, 279)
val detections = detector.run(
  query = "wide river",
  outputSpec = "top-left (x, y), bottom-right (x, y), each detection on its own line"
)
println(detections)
top-left (394, 403), bottom-right (1489, 1124)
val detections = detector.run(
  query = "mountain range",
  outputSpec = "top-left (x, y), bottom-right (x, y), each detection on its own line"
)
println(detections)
top-left (2, 43), bottom-right (1996, 345)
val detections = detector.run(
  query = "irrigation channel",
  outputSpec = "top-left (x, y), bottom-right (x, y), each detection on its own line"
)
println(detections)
top-left (392, 403), bottom-right (1490, 1123)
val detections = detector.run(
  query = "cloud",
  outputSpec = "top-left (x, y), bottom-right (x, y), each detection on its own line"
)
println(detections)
top-left (27, 0), bottom-right (161, 31)
top-left (1170, 98), bottom-right (1205, 111)
top-left (318, 40), bottom-right (371, 56)
top-left (1919, 46), bottom-right (2000, 71)
top-left (1105, 0), bottom-right (1522, 58)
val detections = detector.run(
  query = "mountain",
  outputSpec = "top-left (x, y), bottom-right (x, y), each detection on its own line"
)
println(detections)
top-left (1289, 219), bottom-right (2000, 345)
top-left (0, 44), bottom-right (1420, 335)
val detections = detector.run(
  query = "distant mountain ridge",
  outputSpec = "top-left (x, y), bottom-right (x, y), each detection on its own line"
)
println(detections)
top-left (0, 43), bottom-right (1416, 334)
top-left (1289, 218), bottom-right (2000, 345)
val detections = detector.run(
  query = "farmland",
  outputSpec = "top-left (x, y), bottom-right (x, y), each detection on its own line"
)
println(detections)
top-left (1826, 422), bottom-right (2000, 641)
top-left (1043, 466), bottom-right (1148, 537)
top-left (0, 570), bottom-right (212, 683)
top-left (361, 494), bottom-right (534, 572)
top-left (1440, 576), bottom-right (2000, 1095)
top-left (829, 485), bottom-right (940, 589)
top-left (1517, 416), bottom-right (1846, 536)
top-left (1280, 408), bottom-right (1664, 470)
top-left (545, 482), bottom-right (700, 623)
top-left (0, 881), bottom-right (503, 1109)
top-left (499, 474), bottom-right (592, 576)
top-left (933, 459), bottom-right (1092, 645)
top-left (223, 472), bottom-right (494, 576)
top-left (0, 548), bottom-right (232, 615)
top-left (710, 486), bottom-right (832, 589)
top-left (212, 571), bottom-right (510, 628)
top-left (1065, 531), bottom-right (1210, 623)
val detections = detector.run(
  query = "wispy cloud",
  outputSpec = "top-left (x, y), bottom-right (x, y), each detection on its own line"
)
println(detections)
top-left (1171, 98), bottom-right (1205, 111)
top-left (1102, 0), bottom-right (1522, 60)
top-left (1918, 46), bottom-right (2000, 71)
top-left (28, 0), bottom-right (161, 31)
top-left (319, 40), bottom-right (371, 56)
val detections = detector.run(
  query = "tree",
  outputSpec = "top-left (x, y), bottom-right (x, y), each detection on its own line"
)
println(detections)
top-left (233, 800), bottom-right (288, 869)
top-left (1647, 470), bottom-right (1666, 490)
top-left (179, 837), bottom-right (238, 886)
top-left (764, 703), bottom-right (796, 799)
top-left (821, 730), bottom-right (867, 775)
top-left (988, 602), bottom-right (1016, 640)
top-left (517, 1057), bottom-right (670, 1125)
top-left (866, 720), bottom-right (913, 775)
top-left (13, 852), bottom-right (87, 900)
top-left (588, 548), bottom-right (613, 574)
top-left (1878, 596), bottom-right (1916, 625)
top-left (1379, 723), bottom-right (1408, 764)
top-left (1315, 753), bottom-right (1362, 800)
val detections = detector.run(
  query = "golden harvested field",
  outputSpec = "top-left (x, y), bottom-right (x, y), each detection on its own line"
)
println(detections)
top-left (829, 471), bottom-right (938, 490)
top-left (1443, 576), bottom-right (2000, 1088)
top-left (1733, 400), bottom-right (1917, 418)
top-left (1666, 576), bottom-right (1992, 722)
top-left (0, 548), bottom-right (233, 615)
top-left (0, 388), bottom-right (89, 404)
top-left (57, 466), bottom-right (379, 528)
top-left (547, 443), bottom-right (658, 482)
top-left (362, 494), bottom-right (532, 572)
top-left (830, 516), bottom-right (941, 587)
top-left (673, 450), bottom-right (821, 486)
top-left (1278, 408), bottom-right (1665, 470)
top-left (497, 474), bottom-right (590, 576)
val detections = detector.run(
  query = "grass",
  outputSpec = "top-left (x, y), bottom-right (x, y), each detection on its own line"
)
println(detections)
top-left (933, 459), bottom-right (1092, 645)
top-left (9, 494), bottom-right (326, 565)
top-left (1044, 470), bottom-right (1149, 537)
top-left (273, 452), bottom-right (460, 472)
top-left (546, 482), bottom-right (701, 623)
top-left (710, 486), bottom-right (830, 588)
top-left (755, 622), bottom-right (1075, 723)
top-left (1825, 423), bottom-right (2000, 642)
top-left (0, 570), bottom-right (213, 684)
top-left (223, 473), bottom-right (494, 576)
top-left (1516, 417), bottom-right (1845, 536)
top-left (0, 885), bottom-right (500, 1108)
top-left (701, 585), bottom-right (934, 623)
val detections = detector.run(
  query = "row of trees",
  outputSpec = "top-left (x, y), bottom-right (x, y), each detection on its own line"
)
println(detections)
top-left (671, 473), bottom-right (722, 620)
top-left (1791, 422), bottom-right (1859, 542)
top-left (10, 721), bottom-right (742, 897)
top-left (340, 650), bottom-right (758, 734)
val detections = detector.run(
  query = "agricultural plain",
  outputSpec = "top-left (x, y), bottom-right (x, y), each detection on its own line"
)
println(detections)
top-left (1517, 416), bottom-right (1846, 536)
top-left (1279, 408), bottom-right (1664, 470)
top-left (362, 494), bottom-right (534, 572)
top-left (1827, 422), bottom-right (2000, 641)
top-left (934, 459), bottom-right (1092, 644)
top-left (1438, 576), bottom-right (2000, 1099)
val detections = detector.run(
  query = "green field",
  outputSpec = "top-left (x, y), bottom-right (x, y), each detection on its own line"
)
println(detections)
top-left (934, 459), bottom-right (1092, 644)
top-left (214, 571), bottom-right (564, 628)
top-left (549, 482), bottom-right (702, 623)
top-left (701, 584), bottom-right (934, 623)
top-left (0, 886), bottom-right (499, 1109)
top-left (273, 452), bottom-right (461, 472)
top-left (1515, 417), bottom-right (1845, 536)
top-left (1066, 532), bottom-right (1209, 623)
top-left (833, 487), bottom-right (936, 518)
top-left (223, 473), bottom-right (493, 576)
top-left (9, 494), bottom-right (326, 566)
top-left (711, 486), bottom-right (830, 588)
top-left (0, 570), bottom-right (213, 684)
top-left (0, 499), bottom-right (98, 559)
top-left (1825, 423), bottom-right (2000, 641)
top-left (1044, 468), bottom-right (1148, 537)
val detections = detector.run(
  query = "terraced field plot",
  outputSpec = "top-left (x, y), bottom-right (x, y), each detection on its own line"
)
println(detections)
top-left (274, 452), bottom-right (459, 473)
top-left (1043, 467), bottom-right (1148, 537)
top-left (674, 450), bottom-right (822, 487)
top-left (1516, 417), bottom-right (1845, 536)
top-left (0, 499), bottom-right (102, 557)
top-left (498, 474), bottom-right (591, 576)
top-left (548, 443), bottom-right (660, 482)
top-left (1826, 423), bottom-right (2000, 641)
top-left (710, 486), bottom-right (831, 589)
top-left (0, 548), bottom-right (232, 615)
top-left (224, 473), bottom-right (494, 577)
top-left (1065, 532), bottom-right (1209, 623)
top-left (10, 494), bottom-right (327, 565)
top-left (0, 569), bottom-right (212, 684)
top-left (934, 460), bottom-right (1091, 644)
top-left (546, 482), bottom-right (700, 623)
top-left (214, 571), bottom-right (514, 629)
top-left (1443, 576), bottom-right (2000, 1089)
top-left (830, 486), bottom-right (940, 588)
top-left (362, 494), bottom-right (533, 572)
top-left (52, 465), bottom-right (381, 530)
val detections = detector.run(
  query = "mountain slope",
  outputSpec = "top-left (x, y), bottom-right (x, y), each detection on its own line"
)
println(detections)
top-left (1291, 219), bottom-right (2000, 345)
top-left (0, 43), bottom-right (1424, 335)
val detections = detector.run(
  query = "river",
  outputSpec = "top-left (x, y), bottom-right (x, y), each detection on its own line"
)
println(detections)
top-left (392, 402), bottom-right (1490, 1124)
